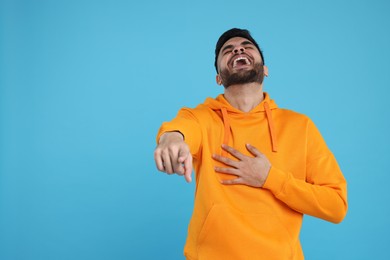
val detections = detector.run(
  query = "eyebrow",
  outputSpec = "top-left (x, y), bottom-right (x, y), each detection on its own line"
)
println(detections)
top-left (221, 40), bottom-right (255, 53)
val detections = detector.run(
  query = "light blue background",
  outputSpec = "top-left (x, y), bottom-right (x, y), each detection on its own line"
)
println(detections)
top-left (1, 0), bottom-right (389, 259)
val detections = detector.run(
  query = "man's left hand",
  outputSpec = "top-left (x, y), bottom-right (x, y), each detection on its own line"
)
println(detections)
top-left (212, 144), bottom-right (271, 188)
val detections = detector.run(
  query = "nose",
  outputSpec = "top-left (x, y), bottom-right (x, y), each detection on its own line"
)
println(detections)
top-left (233, 46), bottom-right (245, 54)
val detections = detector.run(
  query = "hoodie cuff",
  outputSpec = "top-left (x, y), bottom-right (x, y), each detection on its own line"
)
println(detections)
top-left (263, 166), bottom-right (289, 195)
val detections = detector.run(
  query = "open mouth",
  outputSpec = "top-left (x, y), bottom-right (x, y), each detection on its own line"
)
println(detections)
top-left (232, 56), bottom-right (251, 68)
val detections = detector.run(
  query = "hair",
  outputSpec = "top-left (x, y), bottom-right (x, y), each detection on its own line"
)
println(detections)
top-left (214, 28), bottom-right (264, 73)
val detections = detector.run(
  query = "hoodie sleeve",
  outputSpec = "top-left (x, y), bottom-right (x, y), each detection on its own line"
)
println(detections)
top-left (263, 119), bottom-right (348, 223)
top-left (157, 107), bottom-right (202, 158)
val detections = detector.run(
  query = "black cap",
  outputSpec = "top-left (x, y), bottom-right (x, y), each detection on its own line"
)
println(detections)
top-left (214, 28), bottom-right (264, 72)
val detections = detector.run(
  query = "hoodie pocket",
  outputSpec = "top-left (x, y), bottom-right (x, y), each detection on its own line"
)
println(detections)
top-left (197, 204), bottom-right (294, 260)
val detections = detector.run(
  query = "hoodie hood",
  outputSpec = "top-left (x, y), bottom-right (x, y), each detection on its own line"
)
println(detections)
top-left (203, 92), bottom-right (278, 153)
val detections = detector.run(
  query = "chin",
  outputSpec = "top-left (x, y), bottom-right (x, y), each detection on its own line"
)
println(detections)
top-left (221, 65), bottom-right (264, 88)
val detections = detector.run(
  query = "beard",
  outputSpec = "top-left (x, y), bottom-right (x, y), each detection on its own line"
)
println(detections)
top-left (219, 62), bottom-right (265, 88)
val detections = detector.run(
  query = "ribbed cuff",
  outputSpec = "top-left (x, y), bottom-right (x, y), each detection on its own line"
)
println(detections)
top-left (263, 166), bottom-right (288, 196)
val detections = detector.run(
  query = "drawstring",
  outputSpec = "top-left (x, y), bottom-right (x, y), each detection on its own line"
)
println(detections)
top-left (221, 107), bottom-right (230, 157)
top-left (220, 102), bottom-right (278, 154)
top-left (264, 102), bottom-right (278, 152)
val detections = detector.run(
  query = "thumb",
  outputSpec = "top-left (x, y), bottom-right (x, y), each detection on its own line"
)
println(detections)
top-left (178, 150), bottom-right (188, 165)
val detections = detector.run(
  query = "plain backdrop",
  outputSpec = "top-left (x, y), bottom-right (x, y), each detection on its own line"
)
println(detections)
top-left (1, 0), bottom-right (389, 259)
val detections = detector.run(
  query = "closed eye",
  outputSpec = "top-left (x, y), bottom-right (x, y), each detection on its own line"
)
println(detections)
top-left (223, 49), bottom-right (232, 55)
top-left (221, 44), bottom-right (234, 55)
top-left (241, 40), bottom-right (255, 47)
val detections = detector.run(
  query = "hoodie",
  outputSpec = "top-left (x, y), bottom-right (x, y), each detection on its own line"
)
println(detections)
top-left (157, 93), bottom-right (348, 260)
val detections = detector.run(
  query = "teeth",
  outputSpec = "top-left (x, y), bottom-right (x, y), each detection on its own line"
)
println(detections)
top-left (233, 57), bottom-right (250, 67)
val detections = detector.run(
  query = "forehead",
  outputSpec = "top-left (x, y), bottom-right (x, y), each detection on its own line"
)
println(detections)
top-left (221, 37), bottom-right (254, 49)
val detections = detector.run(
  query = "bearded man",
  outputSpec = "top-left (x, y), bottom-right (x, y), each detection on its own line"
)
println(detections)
top-left (154, 28), bottom-right (348, 260)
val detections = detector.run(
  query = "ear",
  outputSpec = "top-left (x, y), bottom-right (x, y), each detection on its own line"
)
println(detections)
top-left (264, 65), bottom-right (269, 77)
top-left (216, 74), bottom-right (222, 85)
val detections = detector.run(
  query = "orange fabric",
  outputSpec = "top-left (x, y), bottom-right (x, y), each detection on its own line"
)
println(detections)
top-left (264, 101), bottom-right (278, 152)
top-left (157, 92), bottom-right (348, 260)
top-left (221, 107), bottom-right (230, 157)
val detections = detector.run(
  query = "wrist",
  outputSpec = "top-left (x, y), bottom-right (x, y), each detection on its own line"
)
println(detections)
top-left (159, 131), bottom-right (184, 143)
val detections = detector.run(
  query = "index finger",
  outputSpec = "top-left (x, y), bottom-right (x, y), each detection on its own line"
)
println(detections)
top-left (221, 144), bottom-right (245, 160)
top-left (183, 155), bottom-right (193, 183)
top-left (178, 149), bottom-right (193, 182)
top-left (245, 143), bottom-right (263, 157)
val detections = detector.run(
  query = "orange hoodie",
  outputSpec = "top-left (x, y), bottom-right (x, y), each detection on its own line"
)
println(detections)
top-left (157, 93), bottom-right (348, 260)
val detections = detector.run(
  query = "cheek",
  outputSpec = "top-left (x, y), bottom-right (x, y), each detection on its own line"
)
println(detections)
top-left (251, 53), bottom-right (262, 63)
top-left (218, 57), bottom-right (229, 71)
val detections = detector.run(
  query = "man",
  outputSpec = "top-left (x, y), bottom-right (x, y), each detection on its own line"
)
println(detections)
top-left (154, 28), bottom-right (347, 260)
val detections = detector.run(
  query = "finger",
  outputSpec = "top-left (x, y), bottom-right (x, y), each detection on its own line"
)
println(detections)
top-left (177, 148), bottom-right (189, 164)
top-left (162, 150), bottom-right (174, 174)
top-left (176, 148), bottom-right (190, 175)
top-left (212, 154), bottom-right (240, 168)
top-left (183, 155), bottom-right (193, 183)
top-left (222, 144), bottom-right (245, 160)
top-left (246, 143), bottom-right (263, 157)
top-left (168, 147), bottom-right (185, 175)
top-left (214, 166), bottom-right (240, 176)
top-left (220, 177), bottom-right (244, 185)
top-left (172, 161), bottom-right (184, 175)
top-left (154, 149), bottom-right (165, 172)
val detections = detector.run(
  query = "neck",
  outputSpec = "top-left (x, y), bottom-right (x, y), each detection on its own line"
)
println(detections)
top-left (223, 82), bottom-right (264, 112)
